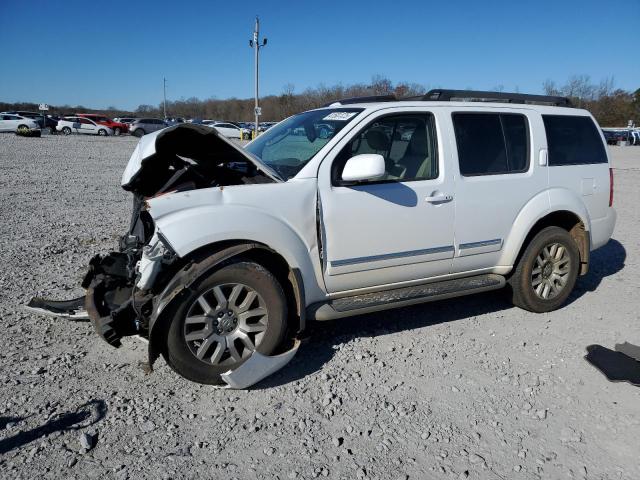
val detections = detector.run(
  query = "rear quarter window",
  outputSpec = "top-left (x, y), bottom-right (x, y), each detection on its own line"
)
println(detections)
top-left (543, 115), bottom-right (607, 165)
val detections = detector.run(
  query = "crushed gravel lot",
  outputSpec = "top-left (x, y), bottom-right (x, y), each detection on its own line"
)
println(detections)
top-left (0, 133), bottom-right (639, 480)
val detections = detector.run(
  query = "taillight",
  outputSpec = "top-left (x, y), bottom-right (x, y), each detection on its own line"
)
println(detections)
top-left (609, 168), bottom-right (614, 207)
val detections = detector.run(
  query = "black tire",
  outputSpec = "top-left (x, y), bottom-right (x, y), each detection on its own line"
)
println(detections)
top-left (62, 127), bottom-right (72, 135)
top-left (508, 226), bottom-right (580, 313)
top-left (163, 260), bottom-right (288, 384)
top-left (98, 129), bottom-right (107, 136)
top-left (114, 127), bottom-right (121, 136)
top-left (133, 128), bottom-right (145, 138)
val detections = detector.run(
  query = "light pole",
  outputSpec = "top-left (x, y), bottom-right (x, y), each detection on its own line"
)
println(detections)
top-left (249, 16), bottom-right (267, 137)
top-left (163, 77), bottom-right (167, 120)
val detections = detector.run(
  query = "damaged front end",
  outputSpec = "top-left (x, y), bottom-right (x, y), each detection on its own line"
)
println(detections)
top-left (27, 124), bottom-right (299, 388)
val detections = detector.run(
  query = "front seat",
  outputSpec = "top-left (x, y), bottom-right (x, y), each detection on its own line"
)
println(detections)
top-left (365, 129), bottom-right (405, 179)
top-left (398, 125), bottom-right (431, 179)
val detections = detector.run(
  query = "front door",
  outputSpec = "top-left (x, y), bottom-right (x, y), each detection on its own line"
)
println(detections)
top-left (318, 110), bottom-right (456, 293)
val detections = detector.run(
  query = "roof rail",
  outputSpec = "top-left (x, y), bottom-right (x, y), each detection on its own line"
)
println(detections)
top-left (323, 95), bottom-right (396, 107)
top-left (421, 89), bottom-right (571, 107)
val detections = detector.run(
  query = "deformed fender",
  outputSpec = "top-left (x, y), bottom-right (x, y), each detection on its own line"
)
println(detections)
top-left (497, 188), bottom-right (591, 268)
top-left (146, 243), bottom-right (306, 370)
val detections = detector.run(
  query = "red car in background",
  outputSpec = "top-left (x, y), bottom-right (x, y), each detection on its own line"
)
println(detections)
top-left (76, 113), bottom-right (129, 136)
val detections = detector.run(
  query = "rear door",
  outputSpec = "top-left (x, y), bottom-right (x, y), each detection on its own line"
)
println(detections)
top-left (450, 107), bottom-right (547, 273)
top-left (77, 118), bottom-right (96, 134)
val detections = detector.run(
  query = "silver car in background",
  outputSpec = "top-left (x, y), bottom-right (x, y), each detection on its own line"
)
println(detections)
top-left (129, 118), bottom-right (167, 137)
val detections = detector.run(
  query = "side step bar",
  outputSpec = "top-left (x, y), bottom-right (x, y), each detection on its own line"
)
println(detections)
top-left (310, 274), bottom-right (505, 321)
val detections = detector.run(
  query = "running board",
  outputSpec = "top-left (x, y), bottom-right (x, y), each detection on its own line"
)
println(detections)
top-left (310, 274), bottom-right (505, 321)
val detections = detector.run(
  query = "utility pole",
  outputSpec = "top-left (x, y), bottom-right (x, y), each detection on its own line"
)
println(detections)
top-left (249, 16), bottom-right (267, 137)
top-left (163, 77), bottom-right (167, 120)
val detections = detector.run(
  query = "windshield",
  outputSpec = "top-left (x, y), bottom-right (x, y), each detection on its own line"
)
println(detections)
top-left (245, 108), bottom-right (363, 179)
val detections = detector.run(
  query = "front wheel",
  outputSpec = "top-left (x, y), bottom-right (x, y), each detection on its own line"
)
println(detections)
top-left (508, 226), bottom-right (580, 313)
top-left (113, 127), bottom-right (121, 136)
top-left (133, 129), bottom-right (145, 137)
top-left (62, 127), bottom-right (72, 135)
top-left (163, 260), bottom-right (288, 384)
top-left (98, 129), bottom-right (107, 136)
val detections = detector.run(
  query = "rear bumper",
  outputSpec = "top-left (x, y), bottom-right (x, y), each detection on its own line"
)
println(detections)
top-left (591, 208), bottom-right (617, 250)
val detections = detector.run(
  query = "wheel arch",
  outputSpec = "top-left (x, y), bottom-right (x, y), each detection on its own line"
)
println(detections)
top-left (146, 240), bottom-right (307, 369)
top-left (499, 188), bottom-right (591, 276)
top-left (506, 210), bottom-right (590, 277)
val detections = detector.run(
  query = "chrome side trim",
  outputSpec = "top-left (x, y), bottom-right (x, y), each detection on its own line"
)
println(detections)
top-left (330, 245), bottom-right (455, 268)
top-left (459, 238), bottom-right (502, 250)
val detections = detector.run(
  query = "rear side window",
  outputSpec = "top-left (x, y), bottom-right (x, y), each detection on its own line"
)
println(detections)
top-left (543, 115), bottom-right (607, 165)
top-left (453, 113), bottom-right (529, 176)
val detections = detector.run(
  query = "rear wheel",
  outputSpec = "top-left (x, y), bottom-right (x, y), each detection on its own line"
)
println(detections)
top-left (163, 261), bottom-right (287, 384)
top-left (509, 226), bottom-right (579, 313)
top-left (113, 127), bottom-right (121, 136)
top-left (98, 129), bottom-right (107, 136)
top-left (62, 127), bottom-right (71, 135)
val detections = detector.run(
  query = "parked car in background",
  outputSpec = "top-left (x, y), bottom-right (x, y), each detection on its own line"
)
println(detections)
top-left (165, 117), bottom-right (186, 126)
top-left (602, 130), bottom-right (618, 145)
top-left (0, 113), bottom-right (40, 133)
top-left (258, 122), bottom-right (276, 132)
top-left (76, 114), bottom-right (128, 136)
top-left (209, 121), bottom-right (244, 139)
top-left (630, 130), bottom-right (640, 145)
top-left (114, 117), bottom-right (137, 124)
top-left (56, 116), bottom-right (113, 136)
top-left (4, 111), bottom-right (58, 130)
top-left (129, 118), bottom-right (167, 137)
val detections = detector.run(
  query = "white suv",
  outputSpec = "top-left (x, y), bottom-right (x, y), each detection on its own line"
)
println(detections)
top-left (31, 90), bottom-right (616, 387)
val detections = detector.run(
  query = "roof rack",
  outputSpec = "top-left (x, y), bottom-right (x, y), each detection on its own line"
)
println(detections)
top-left (420, 89), bottom-right (571, 107)
top-left (323, 95), bottom-right (396, 107)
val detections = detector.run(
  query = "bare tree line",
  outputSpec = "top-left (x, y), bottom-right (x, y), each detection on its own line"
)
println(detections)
top-left (2, 75), bottom-right (638, 127)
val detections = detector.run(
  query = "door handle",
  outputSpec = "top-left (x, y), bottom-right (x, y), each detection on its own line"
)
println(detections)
top-left (425, 194), bottom-right (453, 203)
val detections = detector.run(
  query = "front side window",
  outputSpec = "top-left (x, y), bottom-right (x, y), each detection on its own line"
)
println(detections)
top-left (246, 108), bottom-right (363, 180)
top-left (453, 112), bottom-right (530, 176)
top-left (543, 115), bottom-right (607, 165)
top-left (332, 113), bottom-right (439, 185)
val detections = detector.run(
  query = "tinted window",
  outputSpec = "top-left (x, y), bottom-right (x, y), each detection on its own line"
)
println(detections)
top-left (453, 113), bottom-right (529, 176)
top-left (543, 115), bottom-right (607, 165)
top-left (333, 113), bottom-right (438, 184)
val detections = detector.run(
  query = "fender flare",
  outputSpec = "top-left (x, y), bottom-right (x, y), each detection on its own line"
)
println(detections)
top-left (498, 188), bottom-right (591, 268)
top-left (145, 242), bottom-right (306, 370)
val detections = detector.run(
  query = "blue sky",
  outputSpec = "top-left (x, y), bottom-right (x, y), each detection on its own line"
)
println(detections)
top-left (0, 0), bottom-right (638, 110)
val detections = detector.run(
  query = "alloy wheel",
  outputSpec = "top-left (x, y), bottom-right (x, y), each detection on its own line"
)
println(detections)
top-left (531, 242), bottom-right (571, 300)
top-left (183, 283), bottom-right (269, 366)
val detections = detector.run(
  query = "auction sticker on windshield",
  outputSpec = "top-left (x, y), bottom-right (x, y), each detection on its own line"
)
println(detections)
top-left (323, 112), bottom-right (358, 121)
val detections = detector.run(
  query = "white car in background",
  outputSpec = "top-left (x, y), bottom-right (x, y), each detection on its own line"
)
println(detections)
top-left (0, 113), bottom-right (40, 133)
top-left (210, 122), bottom-right (245, 139)
top-left (56, 116), bottom-right (113, 136)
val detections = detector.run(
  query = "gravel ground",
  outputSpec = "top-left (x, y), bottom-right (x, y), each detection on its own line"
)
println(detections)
top-left (0, 133), bottom-right (639, 480)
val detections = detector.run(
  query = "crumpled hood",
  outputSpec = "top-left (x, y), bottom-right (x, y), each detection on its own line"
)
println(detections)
top-left (121, 123), bottom-right (279, 197)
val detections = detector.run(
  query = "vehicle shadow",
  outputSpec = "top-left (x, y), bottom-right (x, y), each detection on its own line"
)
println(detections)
top-left (0, 399), bottom-right (107, 455)
top-left (568, 238), bottom-right (626, 304)
top-left (257, 238), bottom-right (626, 389)
top-left (256, 289), bottom-right (513, 389)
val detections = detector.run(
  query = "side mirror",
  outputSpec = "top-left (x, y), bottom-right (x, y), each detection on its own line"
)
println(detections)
top-left (341, 154), bottom-right (386, 182)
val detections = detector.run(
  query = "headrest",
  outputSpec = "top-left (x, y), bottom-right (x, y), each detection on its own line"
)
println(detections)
top-left (366, 129), bottom-right (389, 151)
